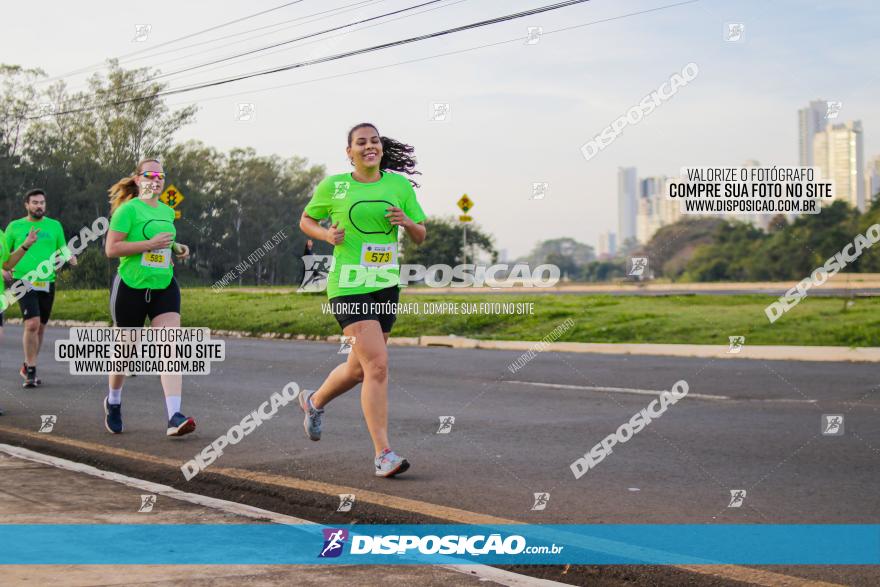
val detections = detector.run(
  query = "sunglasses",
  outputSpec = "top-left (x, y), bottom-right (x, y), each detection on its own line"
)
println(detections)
top-left (140, 172), bottom-right (166, 180)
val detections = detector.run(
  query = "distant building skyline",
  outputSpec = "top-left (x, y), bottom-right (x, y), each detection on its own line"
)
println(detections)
top-left (604, 99), bottom-right (877, 253)
top-left (617, 167), bottom-right (638, 245)
top-left (598, 231), bottom-right (617, 260)
top-left (867, 155), bottom-right (880, 204)
top-left (798, 99), bottom-right (827, 168)
top-left (814, 120), bottom-right (865, 211)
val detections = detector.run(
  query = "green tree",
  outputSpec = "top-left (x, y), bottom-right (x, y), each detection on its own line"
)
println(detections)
top-left (400, 215), bottom-right (496, 267)
top-left (641, 217), bottom-right (726, 279)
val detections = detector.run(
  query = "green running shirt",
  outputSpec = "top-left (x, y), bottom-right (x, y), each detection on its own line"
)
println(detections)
top-left (109, 198), bottom-right (177, 289)
top-left (0, 229), bottom-right (9, 297)
top-left (304, 171), bottom-right (426, 299)
top-left (4, 217), bottom-right (69, 282)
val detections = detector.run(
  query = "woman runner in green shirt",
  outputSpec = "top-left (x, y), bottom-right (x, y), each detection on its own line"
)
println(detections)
top-left (299, 123), bottom-right (427, 478)
top-left (104, 158), bottom-right (195, 437)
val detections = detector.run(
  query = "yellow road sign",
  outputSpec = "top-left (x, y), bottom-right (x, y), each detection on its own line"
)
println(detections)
top-left (457, 194), bottom-right (473, 213)
top-left (160, 185), bottom-right (185, 208)
top-left (174, 210), bottom-right (181, 220)
top-left (459, 215), bottom-right (472, 222)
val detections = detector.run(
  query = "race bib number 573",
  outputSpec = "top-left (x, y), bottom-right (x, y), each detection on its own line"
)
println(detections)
top-left (360, 243), bottom-right (397, 267)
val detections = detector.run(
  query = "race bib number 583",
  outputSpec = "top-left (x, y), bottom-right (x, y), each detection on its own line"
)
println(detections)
top-left (141, 248), bottom-right (171, 269)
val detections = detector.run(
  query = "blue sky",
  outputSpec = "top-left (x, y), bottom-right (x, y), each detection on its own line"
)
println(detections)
top-left (2, 0), bottom-right (877, 257)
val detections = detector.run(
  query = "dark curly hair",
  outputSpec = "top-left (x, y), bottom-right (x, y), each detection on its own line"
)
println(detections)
top-left (347, 122), bottom-right (421, 188)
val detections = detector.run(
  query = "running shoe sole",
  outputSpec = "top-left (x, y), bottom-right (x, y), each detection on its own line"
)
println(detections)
top-left (167, 417), bottom-right (196, 437)
top-left (376, 459), bottom-right (410, 478)
top-left (20, 366), bottom-right (40, 387)
top-left (103, 399), bottom-right (123, 434)
top-left (298, 390), bottom-right (320, 441)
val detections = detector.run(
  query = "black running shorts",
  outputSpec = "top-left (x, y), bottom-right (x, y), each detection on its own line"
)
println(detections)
top-left (18, 282), bottom-right (56, 324)
top-left (330, 285), bottom-right (400, 333)
top-left (110, 275), bottom-right (181, 327)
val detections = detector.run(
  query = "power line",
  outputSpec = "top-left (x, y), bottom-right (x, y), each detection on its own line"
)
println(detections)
top-left (138, 0), bottom-right (449, 86)
top-left (162, 0), bottom-right (593, 95)
top-left (38, 0), bottom-right (594, 118)
top-left (34, 0), bottom-right (698, 119)
top-left (155, 0), bottom-right (468, 87)
top-left (49, 0), bottom-right (396, 99)
top-left (37, 0), bottom-right (308, 85)
top-left (164, 0), bottom-right (699, 109)
top-left (101, 0), bottom-right (386, 73)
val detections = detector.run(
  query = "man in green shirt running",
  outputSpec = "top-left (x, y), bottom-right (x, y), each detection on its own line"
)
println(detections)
top-left (4, 189), bottom-right (77, 388)
top-left (0, 224), bottom-right (39, 413)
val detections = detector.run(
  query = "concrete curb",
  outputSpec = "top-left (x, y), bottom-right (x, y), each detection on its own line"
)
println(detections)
top-left (14, 319), bottom-right (879, 363)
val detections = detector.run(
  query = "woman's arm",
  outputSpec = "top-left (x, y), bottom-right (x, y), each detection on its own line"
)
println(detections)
top-left (385, 207), bottom-right (426, 245)
top-left (403, 221), bottom-right (426, 245)
top-left (105, 230), bottom-right (172, 259)
top-left (299, 211), bottom-right (345, 245)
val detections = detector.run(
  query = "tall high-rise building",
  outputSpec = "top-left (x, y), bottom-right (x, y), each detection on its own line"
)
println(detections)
top-left (636, 176), bottom-right (677, 243)
top-left (617, 167), bottom-right (637, 244)
top-left (798, 100), bottom-right (828, 167)
top-left (597, 231), bottom-right (617, 259)
top-left (813, 120), bottom-right (865, 211)
top-left (866, 155), bottom-right (880, 205)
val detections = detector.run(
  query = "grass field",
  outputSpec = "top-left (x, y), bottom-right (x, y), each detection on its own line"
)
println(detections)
top-left (6, 288), bottom-right (879, 347)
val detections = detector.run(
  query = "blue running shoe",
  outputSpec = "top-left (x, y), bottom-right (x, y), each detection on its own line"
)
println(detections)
top-left (298, 390), bottom-right (323, 441)
top-left (167, 412), bottom-right (196, 437)
top-left (104, 397), bottom-right (123, 434)
top-left (374, 449), bottom-right (409, 478)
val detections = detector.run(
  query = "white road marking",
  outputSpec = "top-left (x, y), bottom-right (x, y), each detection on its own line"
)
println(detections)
top-left (507, 380), bottom-right (816, 403)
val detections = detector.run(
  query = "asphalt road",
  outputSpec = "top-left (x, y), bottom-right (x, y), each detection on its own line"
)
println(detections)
top-left (0, 324), bottom-right (878, 586)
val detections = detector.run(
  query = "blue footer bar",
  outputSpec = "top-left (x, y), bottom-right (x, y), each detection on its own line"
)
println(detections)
top-left (0, 524), bottom-right (877, 565)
